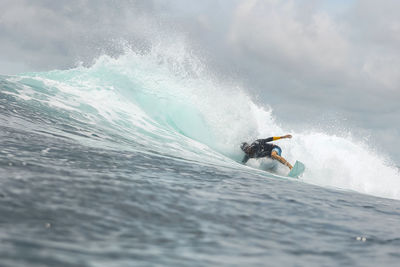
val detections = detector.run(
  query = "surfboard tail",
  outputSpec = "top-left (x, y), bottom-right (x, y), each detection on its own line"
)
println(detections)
top-left (287, 161), bottom-right (305, 178)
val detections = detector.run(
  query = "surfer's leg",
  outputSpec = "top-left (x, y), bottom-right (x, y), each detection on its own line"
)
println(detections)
top-left (271, 151), bottom-right (293, 170)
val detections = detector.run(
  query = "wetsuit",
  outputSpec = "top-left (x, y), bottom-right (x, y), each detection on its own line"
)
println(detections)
top-left (241, 137), bottom-right (281, 164)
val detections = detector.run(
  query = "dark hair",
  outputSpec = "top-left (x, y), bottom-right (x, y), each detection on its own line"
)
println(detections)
top-left (240, 142), bottom-right (249, 152)
top-left (241, 142), bottom-right (256, 155)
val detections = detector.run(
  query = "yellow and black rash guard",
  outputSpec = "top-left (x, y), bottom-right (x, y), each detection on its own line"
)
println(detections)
top-left (241, 137), bottom-right (281, 164)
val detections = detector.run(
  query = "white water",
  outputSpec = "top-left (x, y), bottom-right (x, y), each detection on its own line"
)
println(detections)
top-left (12, 43), bottom-right (400, 200)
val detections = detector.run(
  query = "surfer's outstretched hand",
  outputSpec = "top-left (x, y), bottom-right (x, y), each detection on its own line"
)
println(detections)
top-left (283, 134), bottom-right (292, 139)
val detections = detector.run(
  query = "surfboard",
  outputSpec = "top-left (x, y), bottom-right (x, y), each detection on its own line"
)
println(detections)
top-left (287, 161), bottom-right (305, 178)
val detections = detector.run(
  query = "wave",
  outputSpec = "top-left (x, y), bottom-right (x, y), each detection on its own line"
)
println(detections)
top-left (2, 43), bottom-right (399, 200)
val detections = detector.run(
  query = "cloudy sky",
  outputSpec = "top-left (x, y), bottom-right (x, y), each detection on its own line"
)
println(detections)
top-left (1, 0), bottom-right (399, 162)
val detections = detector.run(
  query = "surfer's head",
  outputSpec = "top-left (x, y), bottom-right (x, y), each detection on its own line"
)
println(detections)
top-left (240, 142), bottom-right (254, 155)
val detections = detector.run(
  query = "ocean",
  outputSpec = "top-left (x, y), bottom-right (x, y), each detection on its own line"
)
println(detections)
top-left (1, 48), bottom-right (400, 267)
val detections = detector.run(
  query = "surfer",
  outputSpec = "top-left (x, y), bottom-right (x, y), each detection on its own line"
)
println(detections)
top-left (240, 135), bottom-right (293, 170)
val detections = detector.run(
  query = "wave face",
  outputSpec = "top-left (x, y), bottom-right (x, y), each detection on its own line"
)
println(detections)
top-left (1, 45), bottom-right (399, 200)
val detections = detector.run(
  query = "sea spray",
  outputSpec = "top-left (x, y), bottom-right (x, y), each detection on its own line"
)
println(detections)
top-left (7, 45), bottom-right (400, 200)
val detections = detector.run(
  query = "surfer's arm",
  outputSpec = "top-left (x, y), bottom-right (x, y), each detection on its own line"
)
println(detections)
top-left (267, 135), bottom-right (292, 142)
top-left (242, 155), bottom-right (250, 164)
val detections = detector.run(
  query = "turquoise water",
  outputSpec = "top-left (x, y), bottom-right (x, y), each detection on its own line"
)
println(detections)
top-left (1, 49), bottom-right (400, 266)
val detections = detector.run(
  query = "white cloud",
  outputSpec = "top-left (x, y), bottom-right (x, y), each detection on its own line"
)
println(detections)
top-left (229, 0), bottom-right (350, 75)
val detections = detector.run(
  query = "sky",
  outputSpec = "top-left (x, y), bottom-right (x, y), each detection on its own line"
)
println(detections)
top-left (0, 0), bottom-right (399, 162)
